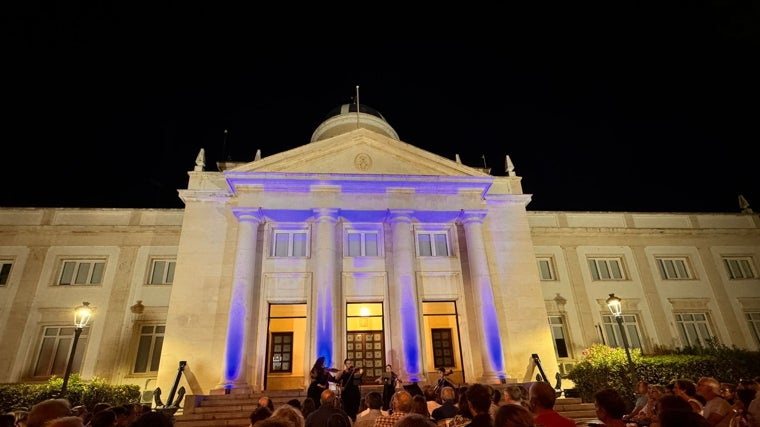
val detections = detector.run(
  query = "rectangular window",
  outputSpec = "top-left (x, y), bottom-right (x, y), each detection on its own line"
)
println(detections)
top-left (0, 261), bottom-right (11, 286)
top-left (417, 232), bottom-right (449, 257)
top-left (134, 325), bottom-right (164, 373)
top-left (34, 326), bottom-right (89, 377)
top-left (537, 257), bottom-right (556, 281)
top-left (588, 257), bottom-right (626, 281)
top-left (149, 259), bottom-right (175, 285)
top-left (272, 230), bottom-right (308, 257)
top-left (656, 257), bottom-right (693, 280)
top-left (602, 314), bottom-right (643, 350)
top-left (723, 256), bottom-right (757, 279)
top-left (346, 231), bottom-right (379, 257)
top-left (59, 260), bottom-right (105, 285)
top-left (548, 316), bottom-right (570, 358)
top-left (431, 328), bottom-right (455, 368)
top-left (747, 312), bottom-right (760, 347)
top-left (269, 332), bottom-right (293, 372)
top-left (674, 312), bottom-right (714, 347)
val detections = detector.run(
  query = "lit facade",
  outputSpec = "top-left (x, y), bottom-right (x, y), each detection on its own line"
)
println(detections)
top-left (0, 104), bottom-right (758, 398)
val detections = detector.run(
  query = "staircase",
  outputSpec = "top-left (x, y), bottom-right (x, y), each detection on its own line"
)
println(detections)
top-left (172, 388), bottom-right (598, 427)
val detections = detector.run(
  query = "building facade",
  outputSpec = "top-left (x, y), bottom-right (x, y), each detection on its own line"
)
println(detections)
top-left (1, 104), bottom-right (758, 398)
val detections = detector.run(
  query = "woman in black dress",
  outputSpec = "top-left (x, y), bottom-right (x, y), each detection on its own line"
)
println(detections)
top-left (307, 356), bottom-right (337, 408)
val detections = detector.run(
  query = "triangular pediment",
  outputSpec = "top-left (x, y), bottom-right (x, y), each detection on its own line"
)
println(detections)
top-left (228, 128), bottom-right (489, 177)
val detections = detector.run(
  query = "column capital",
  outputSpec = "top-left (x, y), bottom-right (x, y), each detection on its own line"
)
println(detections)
top-left (386, 209), bottom-right (415, 224)
top-left (459, 209), bottom-right (488, 224)
top-left (232, 208), bottom-right (264, 223)
top-left (312, 208), bottom-right (339, 223)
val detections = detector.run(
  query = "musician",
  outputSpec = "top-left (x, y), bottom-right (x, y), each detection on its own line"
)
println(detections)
top-left (338, 358), bottom-right (364, 421)
top-left (307, 356), bottom-right (338, 408)
top-left (375, 364), bottom-right (400, 411)
top-left (434, 367), bottom-right (455, 396)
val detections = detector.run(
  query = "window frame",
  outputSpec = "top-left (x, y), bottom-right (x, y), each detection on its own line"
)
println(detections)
top-left (58, 259), bottom-right (106, 286)
top-left (588, 256), bottom-right (627, 281)
top-left (601, 314), bottom-right (644, 350)
top-left (0, 260), bottom-right (12, 286)
top-left (133, 324), bottom-right (165, 374)
top-left (656, 256), bottom-right (694, 280)
top-left (548, 315), bottom-right (571, 359)
top-left (33, 325), bottom-right (89, 378)
top-left (723, 256), bottom-right (758, 280)
top-left (537, 257), bottom-right (557, 281)
top-left (431, 328), bottom-right (455, 369)
top-left (344, 224), bottom-right (383, 258)
top-left (746, 312), bottom-right (760, 348)
top-left (270, 226), bottom-right (310, 258)
top-left (148, 258), bottom-right (176, 285)
top-left (415, 228), bottom-right (452, 258)
top-left (674, 312), bottom-right (715, 347)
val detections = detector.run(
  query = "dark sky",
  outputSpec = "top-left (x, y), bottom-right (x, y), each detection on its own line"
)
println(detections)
top-left (3, 5), bottom-right (758, 213)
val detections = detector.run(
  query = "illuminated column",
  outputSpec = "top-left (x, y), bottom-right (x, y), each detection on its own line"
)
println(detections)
top-left (313, 208), bottom-right (339, 368)
top-left (460, 210), bottom-right (506, 383)
top-left (221, 208), bottom-right (263, 392)
top-left (388, 210), bottom-right (422, 381)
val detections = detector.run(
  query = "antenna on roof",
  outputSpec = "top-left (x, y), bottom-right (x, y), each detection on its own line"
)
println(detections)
top-left (222, 129), bottom-right (231, 161)
top-left (355, 85), bottom-right (360, 128)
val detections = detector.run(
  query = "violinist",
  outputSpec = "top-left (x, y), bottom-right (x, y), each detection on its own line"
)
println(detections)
top-left (307, 356), bottom-right (339, 408)
top-left (375, 364), bottom-right (400, 411)
top-left (338, 358), bottom-right (364, 421)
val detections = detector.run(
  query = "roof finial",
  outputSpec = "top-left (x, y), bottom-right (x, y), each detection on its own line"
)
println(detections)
top-left (455, 154), bottom-right (462, 164)
top-left (254, 149), bottom-right (261, 161)
top-left (739, 194), bottom-right (753, 213)
top-left (505, 155), bottom-right (516, 176)
top-left (194, 148), bottom-right (205, 171)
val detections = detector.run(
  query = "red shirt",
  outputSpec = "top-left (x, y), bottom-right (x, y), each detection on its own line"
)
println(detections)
top-left (534, 409), bottom-right (576, 427)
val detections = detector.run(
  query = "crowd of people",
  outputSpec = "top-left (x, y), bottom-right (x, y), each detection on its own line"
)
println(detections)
top-left (253, 371), bottom-right (760, 427)
top-left (1, 399), bottom-right (174, 427)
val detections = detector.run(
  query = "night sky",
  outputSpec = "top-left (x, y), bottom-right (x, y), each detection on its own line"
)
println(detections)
top-left (4, 5), bottom-right (758, 213)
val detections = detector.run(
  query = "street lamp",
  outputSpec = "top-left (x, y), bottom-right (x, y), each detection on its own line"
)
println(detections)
top-left (605, 293), bottom-right (633, 365)
top-left (61, 302), bottom-right (93, 396)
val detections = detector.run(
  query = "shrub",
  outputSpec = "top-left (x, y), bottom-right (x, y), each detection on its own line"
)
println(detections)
top-left (0, 375), bottom-right (141, 412)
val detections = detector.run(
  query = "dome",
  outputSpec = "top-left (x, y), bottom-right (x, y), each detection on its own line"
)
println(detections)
top-left (310, 103), bottom-right (399, 142)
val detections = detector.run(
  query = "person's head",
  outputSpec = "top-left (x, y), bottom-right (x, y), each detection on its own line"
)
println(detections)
top-left (344, 358), bottom-right (353, 369)
top-left (456, 391), bottom-right (472, 418)
top-left (366, 391), bottom-right (383, 410)
top-left (320, 389), bottom-right (338, 407)
top-left (287, 399), bottom-right (301, 410)
top-left (301, 398), bottom-right (316, 417)
top-left (719, 383), bottom-right (736, 401)
top-left (653, 394), bottom-right (692, 421)
top-left (504, 385), bottom-right (523, 403)
top-left (735, 388), bottom-right (757, 411)
top-left (13, 410), bottom-right (29, 427)
top-left (271, 405), bottom-right (305, 427)
top-left (494, 404), bottom-right (535, 427)
top-left (249, 406), bottom-right (273, 427)
top-left (26, 398), bottom-right (73, 427)
top-left (411, 395), bottom-right (430, 417)
top-left (394, 413), bottom-right (437, 427)
top-left (466, 383), bottom-right (492, 416)
top-left (696, 377), bottom-right (720, 400)
top-left (41, 416), bottom-right (85, 427)
top-left (313, 357), bottom-right (326, 369)
top-left (440, 386), bottom-right (456, 404)
top-left (71, 406), bottom-right (88, 420)
top-left (258, 396), bottom-right (275, 411)
top-left (392, 390), bottom-right (414, 413)
top-left (737, 378), bottom-right (758, 391)
top-left (593, 388), bottom-right (627, 422)
top-left (257, 417), bottom-right (296, 427)
top-left (492, 389), bottom-right (502, 406)
top-left (129, 411), bottom-right (174, 427)
top-left (673, 379), bottom-right (697, 399)
top-left (529, 381), bottom-right (557, 412)
top-left (423, 385), bottom-right (437, 402)
top-left (637, 380), bottom-right (649, 395)
top-left (386, 365), bottom-right (392, 372)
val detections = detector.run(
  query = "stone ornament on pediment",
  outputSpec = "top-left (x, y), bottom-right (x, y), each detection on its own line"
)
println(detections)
top-left (596, 297), bottom-right (641, 312)
top-left (354, 153), bottom-right (372, 171)
top-left (667, 298), bottom-right (710, 310)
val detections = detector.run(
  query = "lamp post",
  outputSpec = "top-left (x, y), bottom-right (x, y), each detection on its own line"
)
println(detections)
top-left (606, 293), bottom-right (633, 366)
top-left (61, 302), bottom-right (93, 396)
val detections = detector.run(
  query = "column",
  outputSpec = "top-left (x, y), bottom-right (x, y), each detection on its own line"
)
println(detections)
top-left (388, 210), bottom-right (423, 381)
top-left (460, 210), bottom-right (506, 383)
top-left (220, 208), bottom-right (263, 392)
top-left (313, 208), bottom-right (340, 368)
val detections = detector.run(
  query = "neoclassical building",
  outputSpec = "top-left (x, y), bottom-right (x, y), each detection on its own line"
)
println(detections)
top-left (1, 103), bottom-right (758, 398)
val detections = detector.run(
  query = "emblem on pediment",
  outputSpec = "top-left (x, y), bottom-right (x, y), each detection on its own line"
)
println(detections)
top-left (354, 153), bottom-right (372, 171)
